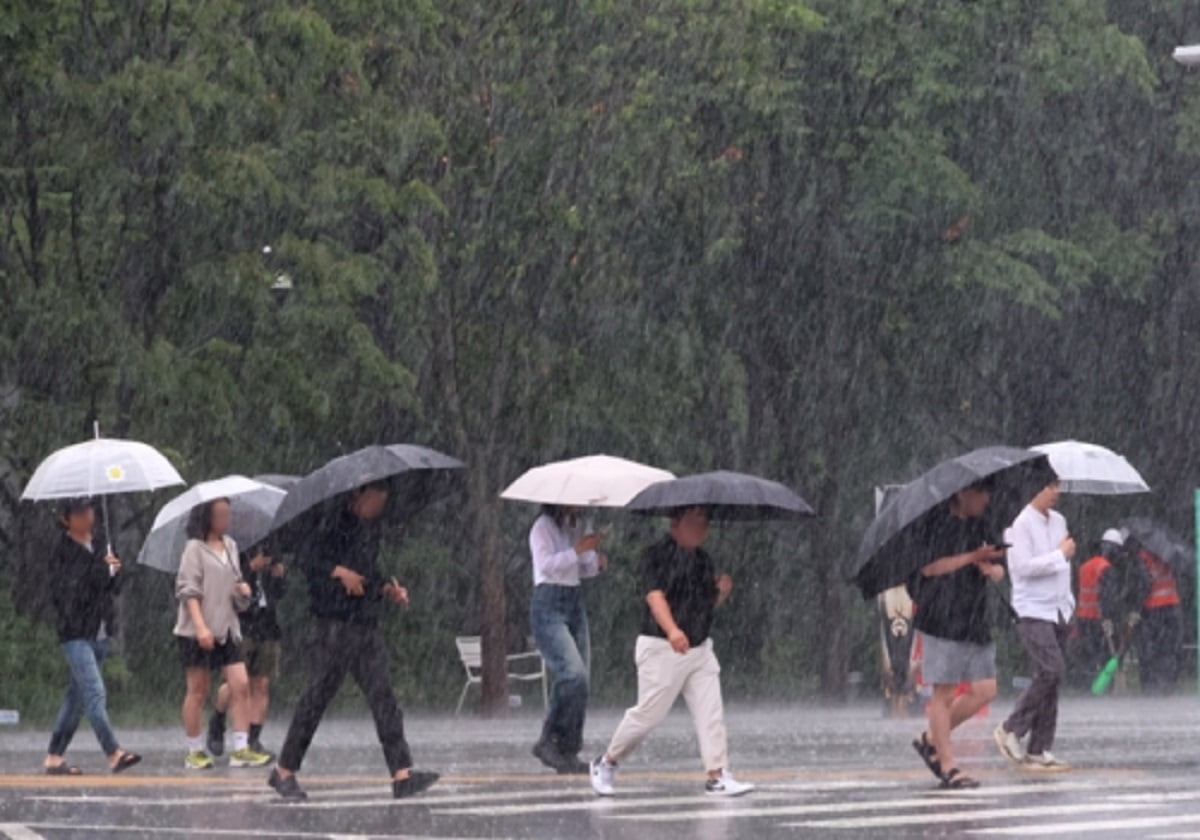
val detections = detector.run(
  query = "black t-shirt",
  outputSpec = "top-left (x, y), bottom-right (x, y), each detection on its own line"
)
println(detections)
top-left (639, 535), bottom-right (718, 646)
top-left (907, 511), bottom-right (993, 644)
top-left (301, 509), bottom-right (386, 626)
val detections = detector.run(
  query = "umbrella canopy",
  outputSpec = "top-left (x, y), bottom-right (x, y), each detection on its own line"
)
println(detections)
top-left (1120, 517), bottom-right (1193, 575)
top-left (21, 437), bottom-right (184, 501)
top-left (137, 476), bottom-right (286, 572)
top-left (500, 454), bottom-right (675, 508)
top-left (1031, 440), bottom-right (1149, 495)
top-left (625, 470), bottom-right (814, 521)
top-left (252, 473), bottom-right (301, 491)
top-left (271, 444), bottom-right (464, 533)
top-left (852, 446), bottom-right (1057, 599)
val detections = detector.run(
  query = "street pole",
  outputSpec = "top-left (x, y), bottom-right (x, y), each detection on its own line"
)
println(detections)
top-left (1195, 489), bottom-right (1200, 694)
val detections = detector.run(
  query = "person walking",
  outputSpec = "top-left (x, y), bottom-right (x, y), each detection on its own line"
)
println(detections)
top-left (529, 505), bottom-right (606, 774)
top-left (269, 481), bottom-right (438, 802)
top-left (174, 498), bottom-right (272, 770)
top-left (993, 480), bottom-right (1075, 771)
top-left (590, 506), bottom-right (754, 798)
top-left (1133, 542), bottom-right (1182, 694)
top-left (43, 498), bottom-right (141, 775)
top-left (907, 480), bottom-right (1006, 790)
top-left (207, 542), bottom-right (287, 758)
top-left (1074, 529), bottom-right (1126, 689)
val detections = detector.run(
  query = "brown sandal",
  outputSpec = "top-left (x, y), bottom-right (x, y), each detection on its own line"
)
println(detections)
top-left (940, 767), bottom-right (981, 789)
top-left (45, 764), bottom-right (83, 776)
top-left (111, 752), bottom-right (142, 774)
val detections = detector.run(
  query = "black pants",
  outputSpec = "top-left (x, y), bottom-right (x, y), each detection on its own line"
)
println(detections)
top-left (1004, 618), bottom-right (1068, 756)
top-left (1074, 619), bottom-right (1109, 689)
top-left (1137, 607), bottom-right (1181, 694)
top-left (279, 618), bottom-right (412, 774)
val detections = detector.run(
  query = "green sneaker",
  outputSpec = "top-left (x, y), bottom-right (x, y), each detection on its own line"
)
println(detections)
top-left (184, 750), bottom-right (214, 770)
top-left (229, 747), bottom-right (273, 768)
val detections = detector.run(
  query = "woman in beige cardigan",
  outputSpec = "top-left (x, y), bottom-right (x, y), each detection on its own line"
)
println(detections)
top-left (174, 498), bottom-right (271, 770)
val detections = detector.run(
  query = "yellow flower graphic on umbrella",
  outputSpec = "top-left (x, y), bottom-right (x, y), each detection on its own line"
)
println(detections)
top-left (105, 464), bottom-right (126, 483)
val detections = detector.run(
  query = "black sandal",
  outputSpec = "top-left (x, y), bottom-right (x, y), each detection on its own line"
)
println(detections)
top-left (911, 732), bottom-right (942, 780)
top-left (111, 752), bottom-right (142, 774)
top-left (45, 764), bottom-right (83, 776)
top-left (940, 767), bottom-right (981, 789)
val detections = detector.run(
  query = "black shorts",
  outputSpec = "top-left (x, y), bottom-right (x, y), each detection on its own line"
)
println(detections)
top-left (177, 636), bottom-right (244, 671)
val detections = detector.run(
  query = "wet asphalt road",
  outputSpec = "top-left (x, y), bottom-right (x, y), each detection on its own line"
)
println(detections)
top-left (0, 695), bottom-right (1197, 839)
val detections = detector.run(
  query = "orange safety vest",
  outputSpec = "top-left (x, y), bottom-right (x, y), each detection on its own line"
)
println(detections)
top-left (1076, 555), bottom-right (1111, 620)
top-left (1141, 550), bottom-right (1181, 609)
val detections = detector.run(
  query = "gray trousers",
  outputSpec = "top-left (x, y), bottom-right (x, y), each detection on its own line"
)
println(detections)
top-left (1004, 618), bottom-right (1068, 756)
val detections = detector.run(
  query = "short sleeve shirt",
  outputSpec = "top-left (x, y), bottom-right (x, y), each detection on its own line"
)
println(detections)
top-left (639, 536), bottom-right (718, 646)
top-left (908, 510), bottom-right (994, 644)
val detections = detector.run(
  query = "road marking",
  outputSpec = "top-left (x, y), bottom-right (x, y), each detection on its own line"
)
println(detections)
top-left (788, 801), bottom-right (1150, 830)
top-left (6, 824), bottom-right (505, 840)
top-left (0, 825), bottom-right (47, 840)
top-left (24, 786), bottom-right (584, 809)
top-left (968, 813), bottom-right (1200, 836)
top-left (445, 793), bottom-right (997, 819)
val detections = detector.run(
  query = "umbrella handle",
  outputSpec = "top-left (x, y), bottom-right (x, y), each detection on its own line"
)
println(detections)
top-left (93, 421), bottom-right (113, 555)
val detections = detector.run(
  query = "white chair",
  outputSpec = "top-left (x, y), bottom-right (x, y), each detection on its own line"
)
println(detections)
top-left (454, 636), bottom-right (549, 716)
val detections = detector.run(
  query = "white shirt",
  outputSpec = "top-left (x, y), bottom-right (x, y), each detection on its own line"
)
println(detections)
top-left (529, 513), bottom-right (600, 587)
top-left (1005, 504), bottom-right (1074, 623)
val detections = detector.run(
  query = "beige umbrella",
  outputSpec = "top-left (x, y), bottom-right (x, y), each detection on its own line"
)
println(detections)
top-left (500, 454), bottom-right (674, 508)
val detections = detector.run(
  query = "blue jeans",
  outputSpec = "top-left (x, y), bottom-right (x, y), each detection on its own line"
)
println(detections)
top-left (531, 584), bottom-right (590, 755)
top-left (48, 639), bottom-right (120, 757)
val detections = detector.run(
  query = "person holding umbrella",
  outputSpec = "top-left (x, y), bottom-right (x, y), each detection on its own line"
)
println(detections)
top-left (269, 480), bottom-right (439, 802)
top-left (174, 498), bottom-right (272, 770)
top-left (993, 480), bottom-right (1075, 771)
top-left (42, 498), bottom-right (141, 775)
top-left (907, 480), bottom-right (1006, 790)
top-left (528, 504), bottom-right (606, 774)
top-left (206, 542), bottom-right (287, 759)
top-left (590, 505), bottom-right (754, 797)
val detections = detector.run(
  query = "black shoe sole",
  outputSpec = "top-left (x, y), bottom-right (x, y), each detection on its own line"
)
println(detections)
top-left (394, 771), bottom-right (439, 799)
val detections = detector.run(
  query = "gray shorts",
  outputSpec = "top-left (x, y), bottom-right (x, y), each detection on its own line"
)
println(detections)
top-left (921, 633), bottom-right (996, 685)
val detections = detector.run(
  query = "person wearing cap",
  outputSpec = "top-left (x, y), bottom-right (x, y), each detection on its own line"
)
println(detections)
top-left (43, 498), bottom-right (141, 775)
top-left (590, 506), bottom-right (753, 798)
top-left (993, 480), bottom-right (1075, 772)
top-left (1074, 529), bottom-right (1128, 689)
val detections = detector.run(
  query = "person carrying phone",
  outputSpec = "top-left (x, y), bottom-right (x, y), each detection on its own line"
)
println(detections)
top-left (907, 480), bottom-right (1006, 790)
top-left (269, 481), bottom-right (438, 802)
top-left (528, 505), bottom-right (607, 774)
top-left (993, 480), bottom-right (1074, 771)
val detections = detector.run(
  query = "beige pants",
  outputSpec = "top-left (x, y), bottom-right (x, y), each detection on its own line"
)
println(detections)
top-left (605, 635), bottom-right (728, 772)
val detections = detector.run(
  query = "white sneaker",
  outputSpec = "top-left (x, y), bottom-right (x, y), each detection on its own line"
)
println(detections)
top-left (993, 724), bottom-right (1024, 764)
top-left (590, 756), bottom-right (616, 796)
top-left (1023, 751), bottom-right (1070, 771)
top-left (705, 770), bottom-right (755, 797)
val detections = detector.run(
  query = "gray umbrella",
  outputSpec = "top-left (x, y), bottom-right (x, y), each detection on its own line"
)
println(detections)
top-left (1120, 517), bottom-right (1193, 575)
top-left (253, 473), bottom-right (300, 491)
top-left (625, 470), bottom-right (814, 521)
top-left (270, 444), bottom-right (464, 534)
top-left (851, 446), bottom-right (1058, 599)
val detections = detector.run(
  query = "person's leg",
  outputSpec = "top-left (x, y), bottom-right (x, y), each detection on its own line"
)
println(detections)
top-left (222, 661), bottom-right (253, 752)
top-left (531, 588), bottom-right (589, 758)
top-left (679, 642), bottom-right (728, 778)
top-left (1004, 620), bottom-right (1060, 746)
top-left (277, 621), bottom-right (350, 777)
top-left (927, 683), bottom-right (960, 771)
top-left (1137, 610), bottom-right (1162, 691)
top-left (65, 639), bottom-right (122, 760)
top-left (348, 626), bottom-right (414, 779)
top-left (603, 637), bottom-right (687, 765)
top-left (249, 675), bottom-right (271, 745)
top-left (560, 589), bottom-right (591, 756)
top-left (46, 643), bottom-right (87, 768)
top-left (208, 680), bottom-right (230, 756)
top-left (1163, 609), bottom-right (1182, 688)
top-left (182, 667), bottom-right (211, 742)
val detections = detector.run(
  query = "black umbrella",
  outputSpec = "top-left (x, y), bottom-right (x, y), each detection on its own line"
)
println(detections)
top-left (625, 470), bottom-right (814, 521)
top-left (1120, 517), bottom-right (1193, 575)
top-left (851, 446), bottom-right (1057, 599)
top-left (271, 444), bottom-right (464, 534)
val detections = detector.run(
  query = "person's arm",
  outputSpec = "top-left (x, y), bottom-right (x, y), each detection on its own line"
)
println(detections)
top-left (530, 517), bottom-right (598, 579)
top-left (1007, 518), bottom-right (1067, 579)
top-left (715, 573), bottom-right (733, 607)
top-left (921, 545), bottom-right (1001, 578)
top-left (176, 544), bottom-right (214, 648)
top-left (646, 590), bottom-right (690, 653)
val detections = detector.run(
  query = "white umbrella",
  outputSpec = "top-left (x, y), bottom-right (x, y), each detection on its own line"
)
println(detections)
top-left (137, 475), bottom-right (286, 572)
top-left (1031, 440), bottom-right (1150, 495)
top-left (500, 454), bottom-right (675, 508)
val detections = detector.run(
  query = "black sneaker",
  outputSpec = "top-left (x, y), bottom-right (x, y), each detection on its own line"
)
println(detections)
top-left (558, 754), bottom-right (590, 775)
top-left (393, 770), bottom-right (439, 799)
top-left (532, 740), bottom-right (568, 772)
top-left (268, 769), bottom-right (307, 801)
top-left (206, 713), bottom-right (226, 758)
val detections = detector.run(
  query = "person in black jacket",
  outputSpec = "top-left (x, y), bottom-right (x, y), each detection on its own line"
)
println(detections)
top-left (268, 481), bottom-right (438, 801)
top-left (207, 542), bottom-right (288, 758)
top-left (43, 498), bottom-right (141, 775)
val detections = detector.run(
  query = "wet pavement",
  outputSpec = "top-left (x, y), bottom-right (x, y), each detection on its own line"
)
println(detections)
top-left (0, 695), bottom-right (1197, 838)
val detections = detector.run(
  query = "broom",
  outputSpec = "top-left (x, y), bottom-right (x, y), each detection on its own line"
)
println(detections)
top-left (1092, 620), bottom-right (1136, 696)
